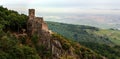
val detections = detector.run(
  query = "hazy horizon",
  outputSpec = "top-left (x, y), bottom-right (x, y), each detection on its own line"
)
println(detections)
top-left (1, 0), bottom-right (120, 29)
top-left (1, 0), bottom-right (120, 14)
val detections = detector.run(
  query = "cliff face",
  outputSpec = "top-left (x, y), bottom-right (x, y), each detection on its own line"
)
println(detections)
top-left (50, 34), bottom-right (104, 59)
top-left (31, 32), bottom-right (104, 59)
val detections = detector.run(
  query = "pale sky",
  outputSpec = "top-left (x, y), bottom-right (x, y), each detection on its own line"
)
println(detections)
top-left (1, 0), bottom-right (120, 8)
top-left (1, 0), bottom-right (120, 29)
top-left (1, 0), bottom-right (120, 15)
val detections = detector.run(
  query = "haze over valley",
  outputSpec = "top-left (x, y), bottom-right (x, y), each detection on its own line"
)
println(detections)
top-left (1, 0), bottom-right (120, 29)
top-left (44, 14), bottom-right (120, 29)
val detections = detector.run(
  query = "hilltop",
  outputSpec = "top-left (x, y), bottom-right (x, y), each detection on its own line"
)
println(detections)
top-left (0, 6), bottom-right (104, 59)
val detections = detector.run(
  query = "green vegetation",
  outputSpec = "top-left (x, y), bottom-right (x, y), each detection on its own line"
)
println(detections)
top-left (52, 33), bottom-right (103, 59)
top-left (31, 35), bottom-right (51, 58)
top-left (47, 21), bottom-right (120, 59)
top-left (0, 31), bottom-right (40, 59)
top-left (47, 21), bottom-right (113, 45)
top-left (80, 42), bottom-right (120, 59)
top-left (0, 6), bottom-right (40, 59)
top-left (95, 29), bottom-right (120, 45)
top-left (52, 34), bottom-right (71, 51)
top-left (0, 6), bottom-right (28, 32)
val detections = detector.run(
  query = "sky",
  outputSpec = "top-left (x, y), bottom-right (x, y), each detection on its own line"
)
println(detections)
top-left (1, 0), bottom-right (120, 15)
top-left (0, 0), bottom-right (120, 29)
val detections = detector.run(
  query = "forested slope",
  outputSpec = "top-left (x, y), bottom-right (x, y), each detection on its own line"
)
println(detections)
top-left (47, 21), bottom-right (120, 59)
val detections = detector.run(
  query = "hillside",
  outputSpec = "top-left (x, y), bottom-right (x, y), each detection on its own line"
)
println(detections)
top-left (0, 30), bottom-right (103, 59)
top-left (47, 21), bottom-right (112, 45)
top-left (47, 21), bottom-right (120, 59)
top-left (95, 29), bottom-right (120, 45)
top-left (0, 6), bottom-right (104, 59)
top-left (47, 21), bottom-right (120, 45)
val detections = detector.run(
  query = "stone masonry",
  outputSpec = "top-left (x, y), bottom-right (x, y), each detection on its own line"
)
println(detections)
top-left (27, 9), bottom-right (49, 36)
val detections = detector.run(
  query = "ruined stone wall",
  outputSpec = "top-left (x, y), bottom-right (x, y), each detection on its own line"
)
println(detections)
top-left (41, 22), bottom-right (49, 31)
top-left (27, 9), bottom-right (49, 36)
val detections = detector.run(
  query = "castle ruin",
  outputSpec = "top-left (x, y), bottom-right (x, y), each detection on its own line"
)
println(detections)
top-left (27, 9), bottom-right (62, 59)
top-left (27, 9), bottom-right (49, 36)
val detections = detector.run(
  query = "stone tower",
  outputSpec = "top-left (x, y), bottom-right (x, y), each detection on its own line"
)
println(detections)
top-left (29, 9), bottom-right (35, 20)
top-left (27, 9), bottom-right (49, 36)
top-left (27, 9), bottom-right (51, 52)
